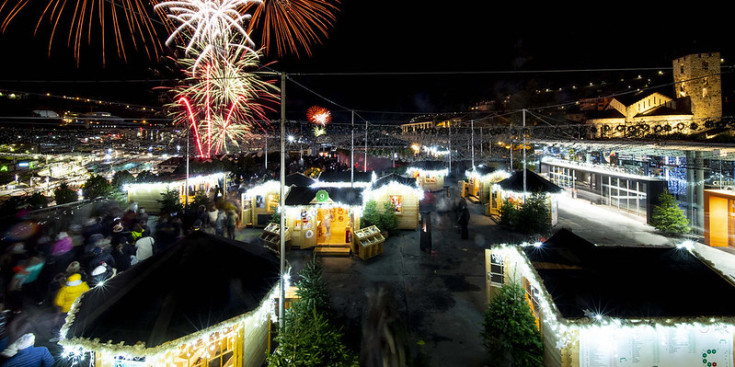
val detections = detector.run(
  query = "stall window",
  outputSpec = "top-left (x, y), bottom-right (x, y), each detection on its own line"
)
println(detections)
top-left (267, 194), bottom-right (279, 212)
top-left (389, 195), bottom-right (402, 214)
top-left (488, 253), bottom-right (504, 286)
top-left (523, 277), bottom-right (541, 330)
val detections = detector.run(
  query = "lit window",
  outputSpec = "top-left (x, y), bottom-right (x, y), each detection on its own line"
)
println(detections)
top-left (489, 253), bottom-right (504, 286)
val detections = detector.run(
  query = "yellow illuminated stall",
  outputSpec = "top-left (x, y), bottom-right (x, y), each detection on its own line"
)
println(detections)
top-left (486, 229), bottom-right (735, 367)
top-left (406, 161), bottom-right (448, 192)
top-left (241, 173), bottom-right (315, 228)
top-left (487, 169), bottom-right (562, 227)
top-left (282, 186), bottom-right (362, 256)
top-left (58, 232), bottom-right (284, 367)
top-left (363, 173), bottom-right (424, 230)
top-left (125, 172), bottom-right (226, 215)
top-left (463, 166), bottom-right (510, 204)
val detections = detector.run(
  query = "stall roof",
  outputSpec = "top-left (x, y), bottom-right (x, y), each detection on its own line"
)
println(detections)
top-left (285, 186), bottom-right (364, 206)
top-left (372, 173), bottom-right (419, 190)
top-left (407, 160), bottom-right (447, 171)
top-left (317, 170), bottom-right (373, 183)
top-left (285, 172), bottom-right (316, 187)
top-left (523, 229), bottom-right (735, 319)
top-left (498, 169), bottom-right (562, 194)
top-left (64, 231), bottom-right (280, 348)
top-left (466, 164), bottom-right (499, 176)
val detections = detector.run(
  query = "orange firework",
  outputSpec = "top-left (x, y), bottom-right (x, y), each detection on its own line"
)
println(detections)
top-left (307, 105), bottom-right (331, 126)
top-left (0, 0), bottom-right (172, 66)
top-left (244, 0), bottom-right (340, 58)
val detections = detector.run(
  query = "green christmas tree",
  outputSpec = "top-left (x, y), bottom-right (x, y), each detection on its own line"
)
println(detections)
top-left (481, 283), bottom-right (544, 367)
top-left (267, 259), bottom-right (358, 367)
top-left (650, 191), bottom-right (690, 235)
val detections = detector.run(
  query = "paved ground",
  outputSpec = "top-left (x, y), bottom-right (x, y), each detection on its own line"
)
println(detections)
top-left (8, 184), bottom-right (735, 367)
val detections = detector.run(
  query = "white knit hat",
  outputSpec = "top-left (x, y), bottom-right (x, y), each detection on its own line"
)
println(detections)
top-left (16, 333), bottom-right (35, 350)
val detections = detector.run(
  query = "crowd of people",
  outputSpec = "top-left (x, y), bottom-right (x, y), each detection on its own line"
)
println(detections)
top-left (0, 154), bottom-right (350, 365)
top-left (0, 201), bottom-right (170, 366)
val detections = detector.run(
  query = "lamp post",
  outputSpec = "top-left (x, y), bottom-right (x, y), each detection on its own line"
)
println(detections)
top-left (351, 110), bottom-right (354, 187)
top-left (185, 125), bottom-right (190, 209)
top-left (278, 72), bottom-right (287, 330)
top-left (522, 109), bottom-right (527, 197)
top-left (471, 119), bottom-right (475, 168)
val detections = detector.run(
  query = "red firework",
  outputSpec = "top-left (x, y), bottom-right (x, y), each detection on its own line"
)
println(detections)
top-left (307, 106), bottom-right (331, 126)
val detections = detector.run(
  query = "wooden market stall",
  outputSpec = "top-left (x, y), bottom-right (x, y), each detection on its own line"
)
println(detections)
top-left (283, 186), bottom-right (364, 256)
top-left (363, 173), bottom-right (424, 230)
top-left (314, 170), bottom-right (375, 188)
top-left (59, 231), bottom-right (284, 367)
top-left (486, 228), bottom-right (735, 367)
top-left (125, 172), bottom-right (227, 215)
top-left (240, 173), bottom-right (316, 228)
top-left (405, 160), bottom-right (448, 192)
top-left (488, 169), bottom-right (563, 226)
top-left (462, 166), bottom-right (510, 204)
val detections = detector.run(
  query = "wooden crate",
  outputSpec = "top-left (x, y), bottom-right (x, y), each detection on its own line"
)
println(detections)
top-left (354, 225), bottom-right (385, 260)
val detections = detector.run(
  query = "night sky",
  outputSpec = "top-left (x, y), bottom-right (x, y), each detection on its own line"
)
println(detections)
top-left (0, 1), bottom-right (732, 123)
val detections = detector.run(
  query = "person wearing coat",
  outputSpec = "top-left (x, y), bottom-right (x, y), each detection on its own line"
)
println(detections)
top-left (0, 333), bottom-right (54, 367)
top-left (111, 241), bottom-right (135, 273)
top-left (134, 235), bottom-right (155, 263)
top-left (214, 210), bottom-right (226, 237)
top-left (54, 273), bottom-right (89, 313)
top-left (457, 204), bottom-right (470, 240)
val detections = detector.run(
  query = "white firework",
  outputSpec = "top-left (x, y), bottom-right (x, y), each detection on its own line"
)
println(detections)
top-left (155, 0), bottom-right (261, 55)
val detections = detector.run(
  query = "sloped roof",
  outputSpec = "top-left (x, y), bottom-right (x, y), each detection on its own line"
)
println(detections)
top-left (285, 186), bottom-right (364, 206)
top-left (407, 160), bottom-right (448, 171)
top-left (285, 172), bottom-right (316, 187)
top-left (371, 173), bottom-right (419, 190)
top-left (317, 170), bottom-right (373, 183)
top-left (466, 165), bottom-right (498, 176)
top-left (586, 108), bottom-right (626, 119)
top-left (634, 102), bottom-right (693, 118)
top-left (523, 229), bottom-right (735, 319)
top-left (612, 87), bottom-right (671, 106)
top-left (497, 169), bottom-right (562, 194)
top-left (63, 231), bottom-right (280, 348)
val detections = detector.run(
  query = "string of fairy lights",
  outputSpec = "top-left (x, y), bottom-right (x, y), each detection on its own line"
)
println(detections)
top-left (2, 64), bottom-right (735, 163)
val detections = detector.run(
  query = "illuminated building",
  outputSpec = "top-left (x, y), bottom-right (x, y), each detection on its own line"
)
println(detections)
top-left (485, 229), bottom-right (735, 367)
top-left (405, 160), bottom-right (449, 192)
top-left (60, 231), bottom-right (284, 367)
top-left (586, 52), bottom-right (722, 138)
top-left (488, 169), bottom-right (562, 226)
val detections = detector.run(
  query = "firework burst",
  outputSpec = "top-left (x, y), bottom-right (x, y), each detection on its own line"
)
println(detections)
top-left (0, 0), bottom-right (171, 66)
top-left (307, 105), bottom-right (331, 126)
top-left (168, 43), bottom-right (280, 156)
top-left (244, 0), bottom-right (340, 58)
top-left (154, 0), bottom-right (260, 56)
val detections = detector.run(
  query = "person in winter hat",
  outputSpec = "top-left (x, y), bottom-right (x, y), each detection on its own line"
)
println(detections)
top-left (133, 234), bottom-right (155, 263)
top-left (87, 263), bottom-right (115, 288)
top-left (85, 239), bottom-right (116, 272)
top-left (0, 333), bottom-right (54, 367)
top-left (54, 274), bottom-right (89, 313)
top-left (50, 232), bottom-right (72, 256)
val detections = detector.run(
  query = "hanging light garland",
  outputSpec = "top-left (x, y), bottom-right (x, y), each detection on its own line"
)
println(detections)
top-left (490, 242), bottom-right (735, 352)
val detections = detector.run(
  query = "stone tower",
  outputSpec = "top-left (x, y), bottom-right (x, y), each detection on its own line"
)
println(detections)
top-left (673, 52), bottom-right (722, 121)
